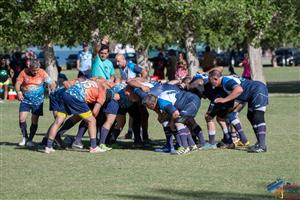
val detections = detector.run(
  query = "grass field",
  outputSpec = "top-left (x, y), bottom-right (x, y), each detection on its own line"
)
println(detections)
top-left (0, 67), bottom-right (300, 199)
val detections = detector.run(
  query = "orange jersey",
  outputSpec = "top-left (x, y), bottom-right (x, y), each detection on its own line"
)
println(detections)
top-left (66, 79), bottom-right (107, 105)
top-left (16, 68), bottom-right (51, 92)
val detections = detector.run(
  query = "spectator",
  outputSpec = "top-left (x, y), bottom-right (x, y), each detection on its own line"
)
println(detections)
top-left (166, 49), bottom-right (177, 80)
top-left (202, 46), bottom-right (217, 72)
top-left (175, 52), bottom-right (188, 80)
top-left (152, 51), bottom-right (166, 80)
top-left (0, 56), bottom-right (11, 101)
top-left (238, 53), bottom-right (251, 80)
top-left (77, 43), bottom-right (92, 79)
top-left (92, 44), bottom-right (115, 81)
top-left (10, 52), bottom-right (25, 86)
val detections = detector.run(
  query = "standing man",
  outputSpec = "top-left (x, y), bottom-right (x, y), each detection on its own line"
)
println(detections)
top-left (15, 59), bottom-right (55, 147)
top-left (77, 43), bottom-right (92, 79)
top-left (92, 45), bottom-right (115, 81)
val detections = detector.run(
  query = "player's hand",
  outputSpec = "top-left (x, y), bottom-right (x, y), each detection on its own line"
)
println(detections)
top-left (214, 98), bottom-right (226, 104)
top-left (17, 92), bottom-right (24, 101)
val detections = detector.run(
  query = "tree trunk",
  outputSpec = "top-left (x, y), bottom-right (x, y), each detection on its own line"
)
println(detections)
top-left (184, 25), bottom-right (199, 77)
top-left (43, 42), bottom-right (57, 82)
top-left (137, 47), bottom-right (150, 71)
top-left (248, 44), bottom-right (266, 84)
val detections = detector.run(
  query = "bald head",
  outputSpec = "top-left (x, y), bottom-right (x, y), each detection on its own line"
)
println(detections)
top-left (116, 54), bottom-right (126, 68)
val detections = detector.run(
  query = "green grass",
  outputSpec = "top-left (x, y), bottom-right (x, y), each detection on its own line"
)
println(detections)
top-left (1, 67), bottom-right (300, 199)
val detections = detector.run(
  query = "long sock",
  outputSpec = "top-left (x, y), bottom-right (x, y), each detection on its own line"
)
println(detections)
top-left (163, 127), bottom-right (174, 148)
top-left (28, 124), bottom-right (38, 141)
top-left (19, 122), bottom-right (28, 138)
top-left (208, 130), bottom-right (216, 145)
top-left (174, 131), bottom-right (182, 147)
top-left (57, 118), bottom-right (76, 137)
top-left (100, 127), bottom-right (109, 145)
top-left (193, 125), bottom-right (205, 146)
top-left (257, 123), bottom-right (266, 148)
top-left (142, 128), bottom-right (149, 141)
top-left (46, 139), bottom-right (53, 148)
top-left (231, 119), bottom-right (247, 143)
top-left (90, 138), bottom-right (97, 148)
top-left (187, 134), bottom-right (196, 146)
top-left (252, 126), bottom-right (259, 142)
top-left (178, 127), bottom-right (190, 148)
top-left (75, 121), bottom-right (88, 143)
top-left (222, 128), bottom-right (232, 143)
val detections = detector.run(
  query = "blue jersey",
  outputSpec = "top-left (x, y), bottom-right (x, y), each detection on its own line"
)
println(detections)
top-left (110, 83), bottom-right (133, 108)
top-left (134, 82), bottom-right (182, 99)
top-left (119, 61), bottom-right (143, 80)
top-left (221, 76), bottom-right (267, 102)
top-left (157, 90), bottom-right (197, 115)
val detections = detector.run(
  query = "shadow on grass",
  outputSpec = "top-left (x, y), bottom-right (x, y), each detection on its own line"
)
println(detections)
top-left (267, 81), bottom-right (300, 93)
top-left (111, 188), bottom-right (273, 200)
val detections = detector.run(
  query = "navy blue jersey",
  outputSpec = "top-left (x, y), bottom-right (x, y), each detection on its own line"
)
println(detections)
top-left (157, 90), bottom-right (198, 115)
top-left (134, 82), bottom-right (182, 99)
top-left (221, 76), bottom-right (267, 102)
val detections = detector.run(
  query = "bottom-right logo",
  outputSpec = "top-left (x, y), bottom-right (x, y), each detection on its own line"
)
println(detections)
top-left (267, 179), bottom-right (300, 199)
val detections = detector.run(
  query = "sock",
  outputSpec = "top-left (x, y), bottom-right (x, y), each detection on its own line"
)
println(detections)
top-left (90, 138), bottom-right (97, 148)
top-left (28, 124), bottom-right (38, 141)
top-left (252, 126), bottom-right (259, 142)
top-left (208, 130), bottom-right (216, 145)
top-left (231, 119), bottom-right (247, 143)
top-left (257, 124), bottom-right (266, 148)
top-left (193, 125), bottom-right (205, 146)
top-left (47, 139), bottom-right (53, 148)
top-left (75, 121), bottom-right (88, 143)
top-left (19, 122), bottom-right (28, 138)
top-left (57, 118), bottom-right (76, 137)
top-left (222, 128), bottom-right (232, 143)
top-left (100, 127), bottom-right (109, 145)
top-left (142, 128), bottom-right (149, 141)
top-left (163, 127), bottom-right (174, 149)
top-left (187, 134), bottom-right (196, 146)
top-left (173, 131), bottom-right (182, 147)
top-left (178, 127), bottom-right (190, 148)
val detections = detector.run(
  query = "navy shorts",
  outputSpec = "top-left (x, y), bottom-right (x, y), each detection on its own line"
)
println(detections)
top-left (49, 87), bottom-right (66, 112)
top-left (207, 100), bottom-right (234, 118)
top-left (103, 99), bottom-right (119, 115)
top-left (63, 92), bottom-right (90, 115)
top-left (177, 95), bottom-right (200, 123)
top-left (248, 84), bottom-right (269, 110)
top-left (19, 102), bottom-right (43, 116)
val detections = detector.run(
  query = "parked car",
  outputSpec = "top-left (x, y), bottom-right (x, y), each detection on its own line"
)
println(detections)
top-left (276, 48), bottom-right (300, 66)
top-left (66, 54), bottom-right (78, 69)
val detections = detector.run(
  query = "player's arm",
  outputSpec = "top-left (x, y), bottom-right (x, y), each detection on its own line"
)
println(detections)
top-left (127, 79), bottom-right (150, 92)
top-left (15, 81), bottom-right (23, 101)
top-left (215, 85), bottom-right (243, 103)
